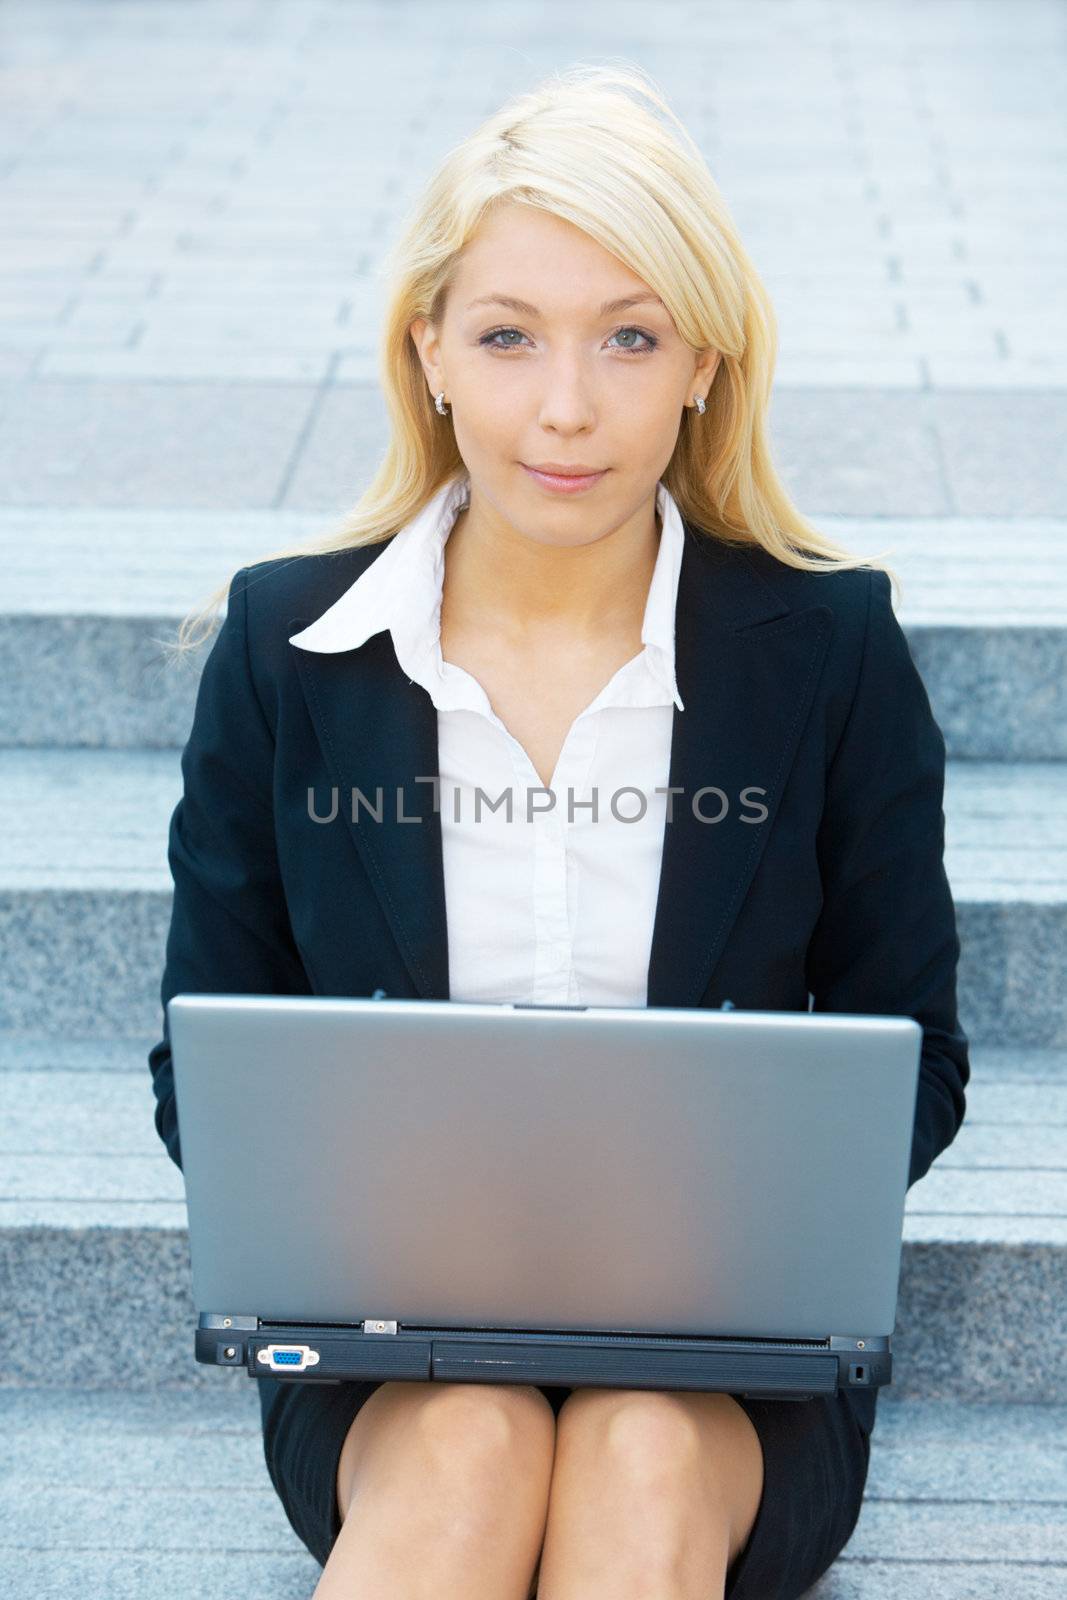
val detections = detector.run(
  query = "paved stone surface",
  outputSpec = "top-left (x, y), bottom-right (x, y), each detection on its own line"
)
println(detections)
top-left (0, 0), bottom-right (1065, 526)
top-left (1, 509), bottom-right (1066, 622)
top-left (2, 509), bottom-right (1066, 759)
top-left (3, 1053), bottom-right (1064, 1224)
top-left (1, 1048), bottom-right (1064, 1400)
top-left (0, 747), bottom-right (1063, 1043)
top-left (1, 1386), bottom-right (1065, 1598)
top-left (1, 745), bottom-right (1066, 899)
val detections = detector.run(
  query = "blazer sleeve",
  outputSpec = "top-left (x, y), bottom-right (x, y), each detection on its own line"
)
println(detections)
top-left (147, 566), bottom-right (312, 1174)
top-left (804, 568), bottom-right (970, 1192)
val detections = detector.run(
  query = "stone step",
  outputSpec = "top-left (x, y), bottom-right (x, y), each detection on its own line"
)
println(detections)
top-left (0, 1048), bottom-right (1064, 1399)
top-left (0, 1385), bottom-right (1063, 1597)
top-left (0, 747), bottom-right (1064, 1043)
top-left (0, 511), bottom-right (1064, 756)
top-left (0, 509), bottom-right (308, 751)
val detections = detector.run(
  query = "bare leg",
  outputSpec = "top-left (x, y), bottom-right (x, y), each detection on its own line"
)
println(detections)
top-left (534, 1387), bottom-right (765, 1600)
top-left (311, 1379), bottom-right (557, 1599)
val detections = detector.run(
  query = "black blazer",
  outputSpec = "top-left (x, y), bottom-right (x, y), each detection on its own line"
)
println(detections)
top-left (149, 519), bottom-right (970, 1198)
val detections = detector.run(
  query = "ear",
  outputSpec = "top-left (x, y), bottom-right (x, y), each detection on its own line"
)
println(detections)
top-left (408, 317), bottom-right (445, 397)
top-left (693, 347), bottom-right (723, 390)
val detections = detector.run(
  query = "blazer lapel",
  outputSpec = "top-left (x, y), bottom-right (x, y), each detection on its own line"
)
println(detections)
top-left (290, 522), bottom-right (832, 1008)
top-left (645, 529), bottom-right (832, 1007)
top-left (292, 624), bottom-right (451, 1000)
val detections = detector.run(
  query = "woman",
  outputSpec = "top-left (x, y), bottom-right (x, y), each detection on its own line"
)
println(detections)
top-left (150, 64), bottom-right (969, 1599)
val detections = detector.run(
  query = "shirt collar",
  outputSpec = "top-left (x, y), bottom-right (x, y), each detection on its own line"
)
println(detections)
top-left (289, 471), bottom-right (686, 712)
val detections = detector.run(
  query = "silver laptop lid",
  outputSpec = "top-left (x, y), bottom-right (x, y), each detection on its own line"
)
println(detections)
top-left (168, 995), bottom-right (921, 1339)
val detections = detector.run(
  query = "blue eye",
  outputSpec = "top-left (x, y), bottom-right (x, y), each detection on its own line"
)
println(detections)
top-left (479, 325), bottom-right (659, 355)
top-left (609, 326), bottom-right (658, 353)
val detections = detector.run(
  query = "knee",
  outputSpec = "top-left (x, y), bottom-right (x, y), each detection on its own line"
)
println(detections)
top-left (566, 1388), bottom-right (700, 1465)
top-left (414, 1381), bottom-right (558, 1475)
top-left (560, 1387), bottom-right (704, 1483)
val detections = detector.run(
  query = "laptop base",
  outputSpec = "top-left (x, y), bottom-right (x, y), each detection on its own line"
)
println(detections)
top-left (196, 1314), bottom-right (890, 1401)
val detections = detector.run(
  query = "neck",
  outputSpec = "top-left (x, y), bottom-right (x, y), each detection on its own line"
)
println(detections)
top-left (442, 489), bottom-right (662, 646)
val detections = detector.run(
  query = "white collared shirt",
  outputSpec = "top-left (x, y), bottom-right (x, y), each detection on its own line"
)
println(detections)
top-left (289, 471), bottom-right (686, 1006)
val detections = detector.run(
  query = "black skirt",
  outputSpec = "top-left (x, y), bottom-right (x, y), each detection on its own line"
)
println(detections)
top-left (258, 1375), bottom-right (876, 1598)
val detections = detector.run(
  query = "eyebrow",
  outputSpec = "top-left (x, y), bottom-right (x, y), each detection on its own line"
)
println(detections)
top-left (465, 292), bottom-right (666, 317)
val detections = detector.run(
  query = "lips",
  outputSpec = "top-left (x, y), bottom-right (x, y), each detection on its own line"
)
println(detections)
top-left (521, 464), bottom-right (608, 494)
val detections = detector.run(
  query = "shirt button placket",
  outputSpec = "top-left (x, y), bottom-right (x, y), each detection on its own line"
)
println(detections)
top-left (525, 738), bottom-right (572, 1004)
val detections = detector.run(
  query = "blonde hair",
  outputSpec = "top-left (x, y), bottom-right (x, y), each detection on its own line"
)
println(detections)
top-left (167, 60), bottom-right (896, 661)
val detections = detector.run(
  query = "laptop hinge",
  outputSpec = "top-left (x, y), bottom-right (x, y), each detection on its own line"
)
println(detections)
top-left (362, 1318), bottom-right (399, 1334)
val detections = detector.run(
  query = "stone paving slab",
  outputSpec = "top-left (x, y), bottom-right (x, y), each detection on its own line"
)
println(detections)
top-left (0, 509), bottom-right (328, 613)
top-left (0, 1386), bottom-right (1065, 1599)
top-left (12, 1197), bottom-right (1063, 1246)
top-left (0, 0), bottom-right (1062, 397)
top-left (1, 1385), bottom-right (1063, 1501)
top-left (6, 1052), bottom-right (1066, 1131)
top-left (0, 377), bottom-right (323, 508)
top-left (0, 1552), bottom-right (318, 1600)
top-left (1, 1049), bottom-right (1064, 1397)
top-left (0, 748), bottom-right (1063, 1042)
top-left (1, 509), bottom-right (1063, 756)
top-left (2, 1033), bottom-right (1063, 1084)
top-left (8, 1552), bottom-right (1064, 1600)
top-left (2, 1061), bottom-right (1063, 1214)
top-left (1, 746), bottom-right (1064, 901)
top-left (2, 510), bottom-right (1065, 621)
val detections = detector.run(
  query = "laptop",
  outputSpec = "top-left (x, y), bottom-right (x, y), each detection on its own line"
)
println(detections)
top-left (166, 992), bottom-right (922, 1403)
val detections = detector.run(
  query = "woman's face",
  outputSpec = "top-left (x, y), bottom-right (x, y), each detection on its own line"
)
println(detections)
top-left (409, 204), bottom-right (720, 550)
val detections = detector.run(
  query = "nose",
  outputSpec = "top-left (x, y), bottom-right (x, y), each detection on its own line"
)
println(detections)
top-left (536, 354), bottom-right (598, 431)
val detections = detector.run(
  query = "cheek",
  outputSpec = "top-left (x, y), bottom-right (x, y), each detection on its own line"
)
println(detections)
top-left (623, 393), bottom-right (689, 454)
top-left (450, 393), bottom-right (518, 457)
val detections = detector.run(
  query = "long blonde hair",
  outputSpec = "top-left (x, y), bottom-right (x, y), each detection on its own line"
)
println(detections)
top-left (167, 61), bottom-right (895, 661)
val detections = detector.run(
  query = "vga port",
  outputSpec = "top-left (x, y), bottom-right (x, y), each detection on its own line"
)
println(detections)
top-left (256, 1343), bottom-right (321, 1373)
